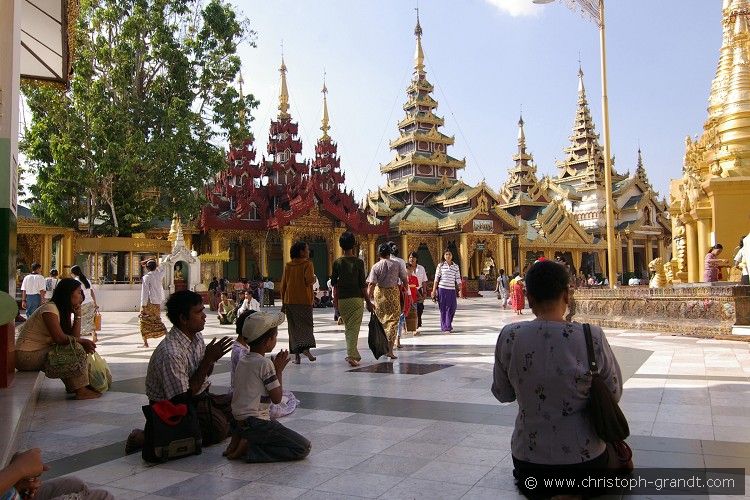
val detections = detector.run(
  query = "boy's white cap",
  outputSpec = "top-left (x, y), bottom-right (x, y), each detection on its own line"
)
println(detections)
top-left (241, 311), bottom-right (285, 343)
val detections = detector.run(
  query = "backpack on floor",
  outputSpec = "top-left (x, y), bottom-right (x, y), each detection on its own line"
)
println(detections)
top-left (141, 400), bottom-right (202, 463)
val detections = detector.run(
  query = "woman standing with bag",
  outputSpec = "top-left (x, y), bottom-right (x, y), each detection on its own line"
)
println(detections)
top-left (492, 260), bottom-right (625, 498)
top-left (430, 249), bottom-right (462, 334)
top-left (367, 243), bottom-right (407, 359)
top-left (280, 241), bottom-right (317, 364)
top-left (15, 278), bottom-right (100, 399)
top-left (71, 265), bottom-right (99, 342)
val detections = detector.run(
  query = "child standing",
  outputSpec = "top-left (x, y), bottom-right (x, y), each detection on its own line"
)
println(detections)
top-left (225, 311), bottom-right (311, 462)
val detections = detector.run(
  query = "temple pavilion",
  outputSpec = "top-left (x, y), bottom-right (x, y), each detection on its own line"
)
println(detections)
top-left (366, 15), bottom-right (670, 283)
top-left (198, 61), bottom-right (387, 285)
top-left (503, 67), bottom-right (671, 279)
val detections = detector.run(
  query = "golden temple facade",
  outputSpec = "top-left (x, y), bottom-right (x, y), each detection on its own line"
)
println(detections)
top-left (669, 0), bottom-right (750, 283)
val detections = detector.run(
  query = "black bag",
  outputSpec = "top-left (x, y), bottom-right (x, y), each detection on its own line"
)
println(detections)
top-left (142, 400), bottom-right (202, 463)
top-left (368, 313), bottom-right (389, 360)
top-left (583, 323), bottom-right (630, 443)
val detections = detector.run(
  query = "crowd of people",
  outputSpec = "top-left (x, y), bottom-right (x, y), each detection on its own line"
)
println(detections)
top-left (13, 231), bottom-right (750, 498)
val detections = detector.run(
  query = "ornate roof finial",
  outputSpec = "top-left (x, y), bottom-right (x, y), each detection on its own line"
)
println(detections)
top-left (238, 71), bottom-right (246, 128)
top-left (321, 71), bottom-right (330, 140)
top-left (278, 45), bottom-right (291, 119)
top-left (578, 62), bottom-right (585, 94)
top-left (414, 7), bottom-right (425, 76)
top-left (518, 111), bottom-right (526, 149)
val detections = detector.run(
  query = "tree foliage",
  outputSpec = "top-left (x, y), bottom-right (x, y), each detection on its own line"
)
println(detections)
top-left (22, 0), bottom-right (257, 236)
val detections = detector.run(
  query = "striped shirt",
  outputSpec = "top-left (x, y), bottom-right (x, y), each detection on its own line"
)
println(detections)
top-left (232, 352), bottom-right (280, 421)
top-left (435, 262), bottom-right (461, 290)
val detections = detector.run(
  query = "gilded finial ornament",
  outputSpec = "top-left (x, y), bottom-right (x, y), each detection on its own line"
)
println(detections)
top-left (278, 45), bottom-right (291, 119)
top-left (321, 71), bottom-right (330, 140)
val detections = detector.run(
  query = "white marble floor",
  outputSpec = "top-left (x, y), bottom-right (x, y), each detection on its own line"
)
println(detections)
top-left (20, 294), bottom-right (750, 499)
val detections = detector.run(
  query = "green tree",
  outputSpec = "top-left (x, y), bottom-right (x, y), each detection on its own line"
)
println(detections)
top-left (22, 0), bottom-right (257, 236)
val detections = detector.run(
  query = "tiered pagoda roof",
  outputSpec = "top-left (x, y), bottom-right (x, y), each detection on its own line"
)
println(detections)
top-left (498, 115), bottom-right (550, 213)
top-left (367, 14), bottom-right (515, 235)
top-left (372, 14), bottom-right (467, 210)
top-left (553, 67), bottom-right (626, 193)
top-left (201, 62), bottom-right (386, 235)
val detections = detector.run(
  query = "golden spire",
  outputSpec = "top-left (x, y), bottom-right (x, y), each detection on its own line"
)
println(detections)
top-left (577, 64), bottom-right (586, 96)
top-left (278, 54), bottom-right (291, 119)
top-left (238, 71), bottom-right (246, 128)
top-left (321, 73), bottom-right (330, 140)
top-left (518, 114), bottom-right (527, 152)
top-left (698, 0), bottom-right (750, 178)
top-left (414, 8), bottom-right (425, 76)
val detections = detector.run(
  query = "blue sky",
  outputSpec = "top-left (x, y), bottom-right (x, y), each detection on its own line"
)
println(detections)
top-left (234, 0), bottom-right (721, 201)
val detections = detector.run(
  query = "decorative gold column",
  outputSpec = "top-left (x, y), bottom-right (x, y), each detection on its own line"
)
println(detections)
top-left (505, 237), bottom-right (513, 273)
top-left (400, 233), bottom-right (409, 258)
top-left (333, 228), bottom-right (344, 262)
top-left (42, 234), bottom-right (52, 274)
top-left (282, 230), bottom-right (292, 266)
top-left (615, 234), bottom-right (623, 274)
top-left (210, 233), bottom-right (221, 254)
top-left (437, 236), bottom-right (444, 261)
top-left (367, 235), bottom-right (376, 269)
top-left (260, 238), bottom-right (268, 277)
top-left (696, 216), bottom-right (711, 281)
top-left (626, 236), bottom-right (635, 273)
top-left (496, 235), bottom-right (506, 272)
top-left (459, 233), bottom-right (469, 277)
top-left (645, 236), bottom-right (653, 264)
top-left (685, 220), bottom-right (699, 283)
top-left (129, 251), bottom-right (134, 284)
top-left (238, 243), bottom-right (246, 278)
top-left (658, 238), bottom-right (666, 260)
top-left (62, 234), bottom-right (74, 276)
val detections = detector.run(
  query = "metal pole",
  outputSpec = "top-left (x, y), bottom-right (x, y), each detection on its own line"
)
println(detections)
top-left (598, 0), bottom-right (617, 288)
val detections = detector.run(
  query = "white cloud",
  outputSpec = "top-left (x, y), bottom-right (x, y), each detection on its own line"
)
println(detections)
top-left (484, 0), bottom-right (540, 17)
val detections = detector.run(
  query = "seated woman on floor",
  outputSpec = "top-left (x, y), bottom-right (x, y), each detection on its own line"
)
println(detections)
top-left (15, 278), bottom-right (101, 400)
top-left (218, 292), bottom-right (236, 325)
top-left (492, 260), bottom-right (623, 499)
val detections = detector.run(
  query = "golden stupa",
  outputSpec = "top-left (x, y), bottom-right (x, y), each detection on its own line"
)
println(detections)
top-left (670, 0), bottom-right (750, 282)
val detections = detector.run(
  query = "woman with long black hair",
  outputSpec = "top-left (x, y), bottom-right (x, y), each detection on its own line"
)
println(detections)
top-left (71, 265), bottom-right (99, 342)
top-left (15, 278), bottom-right (100, 399)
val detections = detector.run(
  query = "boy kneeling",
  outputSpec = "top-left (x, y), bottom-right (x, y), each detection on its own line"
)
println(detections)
top-left (225, 311), bottom-right (311, 462)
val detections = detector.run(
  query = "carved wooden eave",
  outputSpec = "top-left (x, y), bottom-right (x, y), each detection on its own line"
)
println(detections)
top-left (398, 111), bottom-right (444, 129)
top-left (546, 180), bottom-right (582, 201)
top-left (397, 220), bottom-right (439, 233)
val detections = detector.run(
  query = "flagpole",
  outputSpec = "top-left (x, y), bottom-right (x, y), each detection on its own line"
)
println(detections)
top-left (597, 0), bottom-right (617, 289)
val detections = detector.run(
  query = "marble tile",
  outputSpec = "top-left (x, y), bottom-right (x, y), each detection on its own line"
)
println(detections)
top-left (316, 471), bottom-right (403, 498)
top-left (461, 485), bottom-right (526, 500)
top-left (305, 449), bottom-right (373, 469)
top-left (475, 466), bottom-right (518, 491)
top-left (410, 460), bottom-right (494, 486)
top-left (380, 440), bottom-right (453, 459)
top-left (651, 422), bottom-right (714, 440)
top-left (350, 453), bottom-right (431, 477)
top-left (211, 460), bottom-right (291, 481)
top-left (258, 463), bottom-right (341, 489)
top-left (437, 445), bottom-right (508, 466)
top-left (152, 473), bottom-right (249, 499)
top-left (457, 431), bottom-right (513, 450)
top-left (381, 477), bottom-right (471, 499)
top-left (108, 468), bottom-right (197, 493)
top-left (216, 481), bottom-right (307, 500)
top-left (632, 450), bottom-right (705, 468)
top-left (315, 422), bottom-right (381, 437)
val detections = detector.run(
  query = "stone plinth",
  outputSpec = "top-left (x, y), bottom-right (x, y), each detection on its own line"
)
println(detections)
top-left (574, 283), bottom-right (750, 338)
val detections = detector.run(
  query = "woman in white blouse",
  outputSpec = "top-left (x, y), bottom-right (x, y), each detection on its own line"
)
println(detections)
top-left (492, 260), bottom-right (623, 498)
top-left (430, 249), bottom-right (463, 334)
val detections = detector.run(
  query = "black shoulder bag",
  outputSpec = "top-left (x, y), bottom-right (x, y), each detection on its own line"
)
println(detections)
top-left (583, 323), bottom-right (633, 471)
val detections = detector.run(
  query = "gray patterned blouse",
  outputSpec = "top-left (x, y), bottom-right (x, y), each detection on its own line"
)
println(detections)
top-left (492, 320), bottom-right (623, 465)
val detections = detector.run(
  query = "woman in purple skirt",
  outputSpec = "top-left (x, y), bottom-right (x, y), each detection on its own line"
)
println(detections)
top-left (430, 249), bottom-right (463, 334)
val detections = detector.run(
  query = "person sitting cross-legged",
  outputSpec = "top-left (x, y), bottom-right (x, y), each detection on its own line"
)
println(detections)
top-left (218, 292), bottom-right (236, 325)
top-left (126, 290), bottom-right (234, 454)
top-left (224, 311), bottom-right (311, 462)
